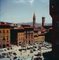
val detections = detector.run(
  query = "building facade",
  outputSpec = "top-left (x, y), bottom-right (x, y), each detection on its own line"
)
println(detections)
top-left (11, 27), bottom-right (25, 46)
top-left (0, 22), bottom-right (11, 48)
top-left (17, 27), bottom-right (25, 46)
top-left (21, 25), bottom-right (34, 45)
top-left (11, 25), bottom-right (34, 46)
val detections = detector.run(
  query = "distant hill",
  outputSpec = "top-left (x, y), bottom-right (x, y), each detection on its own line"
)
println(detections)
top-left (0, 21), bottom-right (52, 27)
top-left (17, 22), bottom-right (52, 27)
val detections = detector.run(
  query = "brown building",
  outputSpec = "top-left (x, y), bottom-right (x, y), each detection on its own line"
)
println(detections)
top-left (34, 28), bottom-right (45, 43)
top-left (34, 28), bottom-right (39, 43)
top-left (17, 27), bottom-right (25, 46)
top-left (21, 25), bottom-right (34, 45)
top-left (11, 26), bottom-right (25, 46)
top-left (11, 25), bottom-right (34, 46)
top-left (0, 22), bottom-right (11, 48)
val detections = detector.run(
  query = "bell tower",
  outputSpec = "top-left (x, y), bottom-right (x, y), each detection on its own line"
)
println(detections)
top-left (42, 17), bottom-right (45, 27)
top-left (33, 13), bottom-right (36, 29)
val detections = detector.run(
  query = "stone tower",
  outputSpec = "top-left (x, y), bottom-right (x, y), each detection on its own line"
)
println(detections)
top-left (42, 17), bottom-right (45, 27)
top-left (33, 13), bottom-right (36, 29)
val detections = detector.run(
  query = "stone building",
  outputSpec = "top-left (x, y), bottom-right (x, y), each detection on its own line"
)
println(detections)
top-left (0, 22), bottom-right (11, 48)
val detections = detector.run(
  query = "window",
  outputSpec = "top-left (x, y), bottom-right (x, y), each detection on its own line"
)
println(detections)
top-left (7, 40), bottom-right (9, 42)
top-left (31, 34), bottom-right (33, 39)
top-left (19, 42), bottom-right (21, 45)
top-left (0, 31), bottom-right (1, 33)
top-left (7, 37), bottom-right (8, 40)
top-left (3, 37), bottom-right (5, 40)
top-left (3, 44), bottom-right (5, 48)
top-left (3, 30), bottom-right (5, 33)
top-left (0, 45), bottom-right (1, 48)
top-left (7, 44), bottom-right (9, 46)
top-left (7, 30), bottom-right (9, 33)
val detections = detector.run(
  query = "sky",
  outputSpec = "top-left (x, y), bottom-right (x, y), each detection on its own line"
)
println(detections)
top-left (0, 0), bottom-right (52, 23)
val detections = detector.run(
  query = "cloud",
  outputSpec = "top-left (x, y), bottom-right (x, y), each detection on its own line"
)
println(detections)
top-left (40, 0), bottom-right (49, 3)
top-left (14, 0), bottom-right (34, 5)
top-left (14, 0), bottom-right (25, 3)
top-left (29, 0), bottom-right (34, 4)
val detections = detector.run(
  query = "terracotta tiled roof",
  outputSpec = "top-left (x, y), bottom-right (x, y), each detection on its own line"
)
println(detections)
top-left (21, 25), bottom-right (31, 27)
top-left (0, 22), bottom-right (10, 26)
